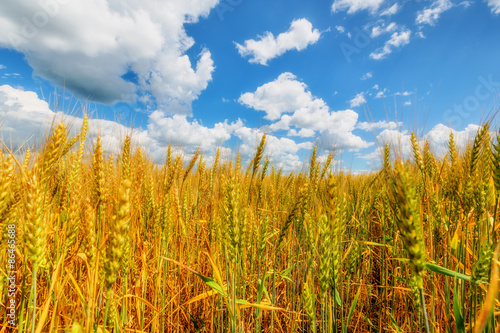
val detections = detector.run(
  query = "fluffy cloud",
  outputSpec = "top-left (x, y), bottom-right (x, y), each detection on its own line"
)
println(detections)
top-left (416, 0), bottom-right (453, 26)
top-left (0, 84), bottom-right (149, 154)
top-left (147, 112), bottom-right (233, 152)
top-left (235, 19), bottom-right (321, 66)
top-left (0, 84), bottom-right (236, 162)
top-left (487, 0), bottom-right (500, 14)
top-left (380, 3), bottom-right (400, 16)
top-left (370, 29), bottom-right (411, 60)
top-left (370, 22), bottom-right (397, 38)
top-left (424, 123), bottom-right (480, 155)
top-left (238, 73), bottom-right (315, 121)
top-left (331, 0), bottom-right (385, 14)
top-left (349, 93), bottom-right (366, 107)
top-left (0, 65), bottom-right (5, 70)
top-left (375, 89), bottom-right (387, 98)
top-left (239, 73), bottom-right (372, 152)
top-left (0, 0), bottom-right (219, 115)
top-left (357, 120), bottom-right (402, 131)
top-left (359, 123), bottom-right (481, 163)
top-left (231, 125), bottom-right (313, 172)
top-left (0, 84), bottom-right (318, 173)
top-left (361, 72), bottom-right (373, 80)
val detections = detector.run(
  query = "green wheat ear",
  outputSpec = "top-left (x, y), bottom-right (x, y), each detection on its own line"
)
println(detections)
top-left (491, 130), bottom-right (500, 192)
top-left (302, 274), bottom-right (317, 332)
top-left (390, 161), bottom-right (426, 285)
top-left (411, 132), bottom-right (424, 174)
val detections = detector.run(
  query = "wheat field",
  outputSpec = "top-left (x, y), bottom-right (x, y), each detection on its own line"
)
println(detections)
top-left (1, 116), bottom-right (500, 332)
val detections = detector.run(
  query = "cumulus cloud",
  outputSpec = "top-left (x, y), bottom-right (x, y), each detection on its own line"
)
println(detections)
top-left (370, 22), bottom-right (397, 38)
top-left (0, 84), bottom-right (318, 173)
top-left (487, 0), bottom-right (500, 14)
top-left (335, 25), bottom-right (346, 33)
top-left (375, 89), bottom-right (387, 98)
top-left (235, 18), bottom-right (321, 65)
top-left (357, 120), bottom-right (402, 131)
top-left (231, 124), bottom-right (313, 172)
top-left (459, 1), bottom-right (472, 8)
top-left (0, 84), bottom-right (148, 154)
top-left (238, 73), bottom-right (314, 121)
top-left (380, 3), bottom-right (400, 15)
top-left (424, 123), bottom-right (480, 155)
top-left (361, 72), bottom-right (373, 80)
top-left (331, 0), bottom-right (385, 14)
top-left (416, 0), bottom-right (453, 26)
top-left (395, 90), bottom-right (413, 96)
top-left (0, 84), bottom-right (237, 163)
top-left (370, 29), bottom-right (411, 60)
top-left (349, 93), bottom-right (366, 107)
top-left (147, 112), bottom-right (233, 152)
top-left (0, 0), bottom-right (219, 115)
top-left (359, 123), bottom-right (481, 163)
top-left (239, 73), bottom-right (372, 152)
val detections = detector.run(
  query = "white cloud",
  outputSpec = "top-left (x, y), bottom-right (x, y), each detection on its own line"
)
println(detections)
top-left (335, 25), bottom-right (346, 33)
top-left (416, 0), bottom-right (453, 26)
top-left (459, 1), bottom-right (472, 8)
top-left (332, 0), bottom-right (385, 14)
top-left (349, 93), bottom-right (366, 107)
top-left (235, 18), bottom-right (321, 66)
top-left (361, 72), bottom-right (373, 80)
top-left (287, 128), bottom-right (316, 137)
top-left (239, 73), bottom-right (372, 152)
top-left (487, 0), bottom-right (500, 14)
top-left (370, 22), bottom-right (397, 38)
top-left (380, 3), bottom-right (400, 15)
top-left (147, 112), bottom-right (233, 152)
top-left (357, 120), bottom-right (402, 131)
top-left (424, 123), bottom-right (480, 155)
top-left (372, 84), bottom-right (379, 90)
top-left (395, 90), bottom-right (413, 96)
top-left (238, 72), bottom-right (315, 121)
top-left (375, 89), bottom-right (388, 98)
top-left (0, 65), bottom-right (5, 70)
top-left (359, 123), bottom-right (481, 163)
top-left (0, 84), bottom-right (239, 164)
top-left (370, 29), bottom-right (411, 60)
top-left (404, 100), bottom-right (412, 106)
top-left (0, 0), bottom-right (219, 115)
top-left (231, 125), bottom-right (313, 172)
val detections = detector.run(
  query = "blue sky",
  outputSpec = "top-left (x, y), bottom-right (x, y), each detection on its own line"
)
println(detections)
top-left (0, 0), bottom-right (499, 172)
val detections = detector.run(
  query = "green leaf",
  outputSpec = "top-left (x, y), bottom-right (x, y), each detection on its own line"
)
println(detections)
top-left (255, 274), bottom-right (269, 319)
top-left (392, 258), bottom-right (474, 282)
top-left (334, 287), bottom-right (342, 307)
top-left (388, 313), bottom-right (403, 333)
top-left (164, 257), bottom-right (227, 297)
top-left (364, 315), bottom-right (376, 328)
top-left (424, 263), bottom-right (472, 282)
top-left (278, 263), bottom-right (296, 283)
top-left (453, 284), bottom-right (465, 333)
top-left (194, 273), bottom-right (226, 297)
top-left (343, 287), bottom-right (360, 333)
